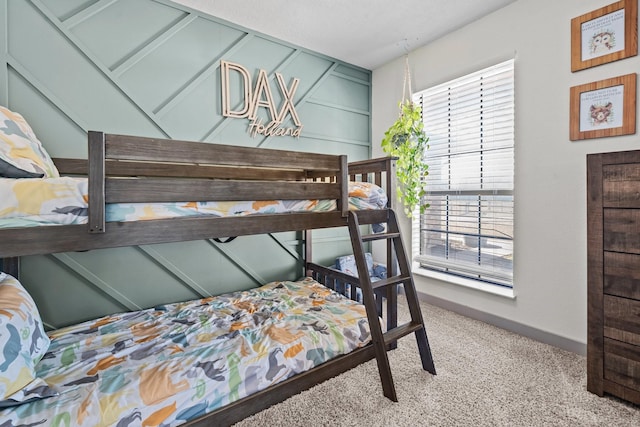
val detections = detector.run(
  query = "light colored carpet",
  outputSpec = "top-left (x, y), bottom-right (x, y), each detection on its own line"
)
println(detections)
top-left (234, 297), bottom-right (640, 426)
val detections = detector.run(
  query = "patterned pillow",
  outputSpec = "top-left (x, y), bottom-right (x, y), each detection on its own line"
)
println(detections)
top-left (0, 106), bottom-right (59, 178)
top-left (0, 272), bottom-right (56, 407)
top-left (336, 252), bottom-right (375, 277)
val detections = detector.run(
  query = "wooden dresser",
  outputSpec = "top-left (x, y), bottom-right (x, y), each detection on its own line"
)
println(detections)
top-left (587, 150), bottom-right (640, 405)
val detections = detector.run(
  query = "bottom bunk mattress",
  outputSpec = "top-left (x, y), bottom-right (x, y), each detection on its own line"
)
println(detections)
top-left (0, 275), bottom-right (371, 426)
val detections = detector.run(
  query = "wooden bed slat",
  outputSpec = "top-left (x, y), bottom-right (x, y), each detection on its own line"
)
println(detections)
top-left (104, 178), bottom-right (342, 203)
top-left (104, 133), bottom-right (342, 171)
top-left (54, 158), bottom-right (310, 181)
top-left (51, 158), bottom-right (89, 175)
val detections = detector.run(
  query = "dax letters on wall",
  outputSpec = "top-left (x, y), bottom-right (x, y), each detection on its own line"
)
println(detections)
top-left (569, 73), bottom-right (637, 140)
top-left (571, 0), bottom-right (638, 72)
top-left (220, 60), bottom-right (304, 138)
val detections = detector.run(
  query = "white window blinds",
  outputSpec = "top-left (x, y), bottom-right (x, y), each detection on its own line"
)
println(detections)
top-left (413, 59), bottom-right (514, 287)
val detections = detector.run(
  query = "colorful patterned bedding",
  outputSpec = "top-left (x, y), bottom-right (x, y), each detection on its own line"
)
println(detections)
top-left (0, 177), bottom-right (387, 228)
top-left (0, 277), bottom-right (371, 426)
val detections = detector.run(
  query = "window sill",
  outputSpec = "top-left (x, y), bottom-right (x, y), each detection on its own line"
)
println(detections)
top-left (412, 266), bottom-right (516, 299)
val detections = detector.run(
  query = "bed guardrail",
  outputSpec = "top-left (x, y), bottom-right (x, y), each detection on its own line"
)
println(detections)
top-left (86, 131), bottom-right (349, 233)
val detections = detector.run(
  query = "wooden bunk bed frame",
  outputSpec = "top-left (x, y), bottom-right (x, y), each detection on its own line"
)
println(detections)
top-left (1, 131), bottom-right (395, 268)
top-left (1, 131), bottom-right (425, 426)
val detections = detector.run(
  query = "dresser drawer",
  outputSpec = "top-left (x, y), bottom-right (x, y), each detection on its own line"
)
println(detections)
top-left (604, 209), bottom-right (640, 254)
top-left (604, 337), bottom-right (640, 391)
top-left (603, 163), bottom-right (640, 208)
top-left (604, 295), bottom-right (640, 345)
top-left (604, 251), bottom-right (640, 300)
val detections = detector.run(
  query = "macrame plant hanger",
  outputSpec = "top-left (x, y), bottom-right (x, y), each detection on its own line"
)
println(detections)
top-left (401, 54), bottom-right (413, 108)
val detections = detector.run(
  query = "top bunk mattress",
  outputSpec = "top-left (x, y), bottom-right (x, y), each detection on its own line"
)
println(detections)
top-left (0, 177), bottom-right (387, 228)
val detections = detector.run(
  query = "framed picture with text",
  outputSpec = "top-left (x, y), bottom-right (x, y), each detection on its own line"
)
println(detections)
top-left (570, 73), bottom-right (636, 140)
top-left (571, 0), bottom-right (637, 72)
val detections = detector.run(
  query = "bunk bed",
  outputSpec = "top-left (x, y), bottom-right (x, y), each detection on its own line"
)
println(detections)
top-left (0, 126), bottom-right (434, 426)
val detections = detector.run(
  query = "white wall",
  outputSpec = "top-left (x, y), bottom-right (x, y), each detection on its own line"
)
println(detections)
top-left (372, 0), bottom-right (640, 349)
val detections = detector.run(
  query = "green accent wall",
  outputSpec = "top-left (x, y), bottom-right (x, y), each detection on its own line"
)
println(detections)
top-left (0, 0), bottom-right (372, 328)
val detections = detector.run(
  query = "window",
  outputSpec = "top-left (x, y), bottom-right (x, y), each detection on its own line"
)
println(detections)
top-left (412, 59), bottom-right (514, 288)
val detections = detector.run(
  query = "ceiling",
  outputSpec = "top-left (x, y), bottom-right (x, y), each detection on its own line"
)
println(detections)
top-left (172, 0), bottom-right (517, 70)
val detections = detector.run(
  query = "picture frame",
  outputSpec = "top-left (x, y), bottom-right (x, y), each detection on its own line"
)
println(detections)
top-left (570, 73), bottom-right (636, 140)
top-left (571, 0), bottom-right (638, 72)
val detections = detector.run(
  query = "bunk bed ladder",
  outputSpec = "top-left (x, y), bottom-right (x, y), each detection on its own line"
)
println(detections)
top-left (347, 209), bottom-right (436, 402)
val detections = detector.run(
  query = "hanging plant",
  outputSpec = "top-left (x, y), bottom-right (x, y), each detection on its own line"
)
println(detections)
top-left (381, 55), bottom-right (429, 218)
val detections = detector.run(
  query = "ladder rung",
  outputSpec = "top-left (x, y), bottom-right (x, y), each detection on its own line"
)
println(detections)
top-left (361, 232), bottom-right (400, 242)
top-left (371, 274), bottom-right (411, 290)
top-left (383, 321), bottom-right (423, 345)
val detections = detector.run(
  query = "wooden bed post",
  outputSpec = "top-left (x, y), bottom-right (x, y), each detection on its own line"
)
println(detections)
top-left (88, 131), bottom-right (106, 234)
top-left (1, 257), bottom-right (20, 279)
top-left (304, 229), bottom-right (313, 277)
top-left (386, 158), bottom-right (399, 335)
top-left (338, 155), bottom-right (349, 217)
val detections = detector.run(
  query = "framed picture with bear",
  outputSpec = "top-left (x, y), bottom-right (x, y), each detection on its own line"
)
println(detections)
top-left (571, 0), bottom-right (637, 72)
top-left (570, 73), bottom-right (636, 140)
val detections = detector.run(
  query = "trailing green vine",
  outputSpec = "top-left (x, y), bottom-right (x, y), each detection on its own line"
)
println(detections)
top-left (381, 100), bottom-right (429, 217)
